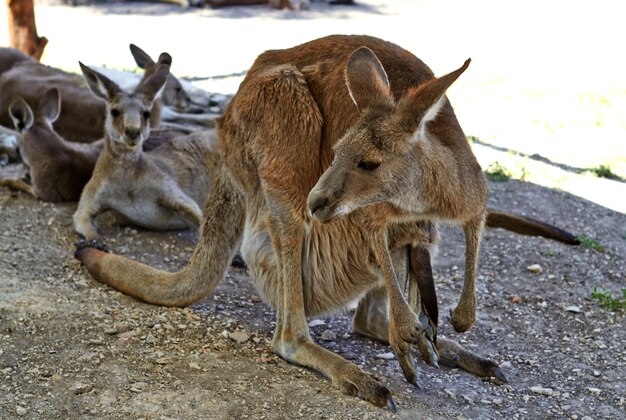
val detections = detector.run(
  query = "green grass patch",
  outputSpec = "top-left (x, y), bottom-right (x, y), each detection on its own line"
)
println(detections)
top-left (591, 287), bottom-right (626, 311)
top-left (576, 235), bottom-right (605, 252)
top-left (485, 161), bottom-right (512, 182)
top-left (586, 164), bottom-right (621, 180)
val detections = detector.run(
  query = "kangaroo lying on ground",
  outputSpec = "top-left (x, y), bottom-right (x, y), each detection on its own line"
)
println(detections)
top-left (0, 45), bottom-right (188, 143)
top-left (74, 35), bottom-right (579, 409)
top-left (0, 47), bottom-right (33, 78)
top-left (73, 63), bottom-right (218, 241)
top-left (0, 88), bottom-right (102, 202)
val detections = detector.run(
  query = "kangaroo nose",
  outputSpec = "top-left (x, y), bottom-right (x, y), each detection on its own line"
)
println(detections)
top-left (308, 196), bottom-right (329, 216)
top-left (124, 128), bottom-right (140, 140)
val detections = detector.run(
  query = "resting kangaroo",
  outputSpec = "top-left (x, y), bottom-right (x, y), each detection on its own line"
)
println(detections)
top-left (74, 35), bottom-right (521, 409)
top-left (0, 45), bottom-right (187, 143)
top-left (0, 88), bottom-right (102, 201)
top-left (73, 63), bottom-right (218, 241)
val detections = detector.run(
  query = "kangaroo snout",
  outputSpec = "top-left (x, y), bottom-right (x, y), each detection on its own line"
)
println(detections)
top-left (308, 190), bottom-right (335, 222)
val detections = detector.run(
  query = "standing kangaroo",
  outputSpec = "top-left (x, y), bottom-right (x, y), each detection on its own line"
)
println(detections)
top-left (73, 63), bottom-right (218, 241)
top-left (74, 35), bottom-right (517, 409)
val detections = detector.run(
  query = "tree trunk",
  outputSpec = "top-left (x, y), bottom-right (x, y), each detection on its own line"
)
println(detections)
top-left (6, 0), bottom-right (48, 61)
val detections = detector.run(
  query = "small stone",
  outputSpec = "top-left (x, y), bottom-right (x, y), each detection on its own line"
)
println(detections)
top-left (154, 358), bottom-right (168, 365)
top-left (444, 389), bottom-right (455, 398)
top-left (530, 386), bottom-right (553, 396)
top-left (145, 334), bottom-right (156, 344)
top-left (16, 406), bottom-right (27, 416)
top-left (593, 370), bottom-right (600, 377)
top-left (308, 319), bottom-right (325, 328)
top-left (527, 264), bottom-right (543, 274)
top-left (104, 327), bottom-right (118, 335)
top-left (229, 331), bottom-right (250, 343)
top-left (51, 374), bottom-right (62, 382)
top-left (72, 383), bottom-right (93, 395)
top-left (500, 361), bottom-right (512, 369)
top-left (320, 330), bottom-right (336, 341)
top-left (587, 387), bottom-right (601, 395)
top-left (511, 296), bottom-right (522, 304)
top-left (565, 305), bottom-right (581, 313)
top-left (493, 398), bottom-right (503, 405)
top-left (461, 394), bottom-right (473, 404)
top-left (374, 352), bottom-right (395, 360)
top-left (189, 362), bottom-right (201, 370)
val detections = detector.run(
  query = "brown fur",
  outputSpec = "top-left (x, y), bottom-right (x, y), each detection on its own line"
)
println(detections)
top-left (73, 64), bottom-right (218, 241)
top-left (75, 36), bottom-right (509, 408)
top-left (0, 47), bottom-right (33, 78)
top-left (0, 88), bottom-right (101, 202)
top-left (0, 45), bottom-right (188, 143)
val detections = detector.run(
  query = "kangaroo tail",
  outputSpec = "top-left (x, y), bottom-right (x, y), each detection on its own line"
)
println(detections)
top-left (74, 166), bottom-right (245, 307)
top-left (486, 209), bottom-right (579, 245)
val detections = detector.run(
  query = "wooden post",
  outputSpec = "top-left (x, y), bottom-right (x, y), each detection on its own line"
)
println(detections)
top-left (6, 0), bottom-right (48, 61)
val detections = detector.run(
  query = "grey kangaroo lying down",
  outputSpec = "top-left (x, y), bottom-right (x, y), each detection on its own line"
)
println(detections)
top-left (74, 35), bottom-right (579, 410)
top-left (73, 63), bottom-right (219, 241)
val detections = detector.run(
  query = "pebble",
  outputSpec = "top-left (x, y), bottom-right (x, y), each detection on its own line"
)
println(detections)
top-left (587, 387), bottom-right (601, 395)
top-left (374, 352), bottom-right (395, 360)
top-left (145, 334), bottom-right (156, 344)
top-left (593, 370), bottom-right (600, 377)
top-left (530, 386), bottom-right (553, 396)
top-left (16, 406), bottom-right (27, 416)
top-left (72, 383), bottom-right (93, 395)
top-left (308, 319), bottom-right (325, 327)
top-left (511, 296), bottom-right (522, 304)
top-left (565, 305), bottom-right (582, 313)
top-left (189, 362), bottom-right (201, 370)
top-left (229, 331), bottom-right (250, 344)
top-left (320, 330), bottom-right (336, 341)
top-left (527, 264), bottom-right (543, 274)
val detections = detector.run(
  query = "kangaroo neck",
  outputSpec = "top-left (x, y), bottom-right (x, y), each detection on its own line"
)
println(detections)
top-left (104, 135), bottom-right (142, 163)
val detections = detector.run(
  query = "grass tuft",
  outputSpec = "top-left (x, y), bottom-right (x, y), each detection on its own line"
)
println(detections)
top-left (590, 287), bottom-right (626, 311)
top-left (485, 161), bottom-right (512, 182)
top-left (576, 235), bottom-right (605, 252)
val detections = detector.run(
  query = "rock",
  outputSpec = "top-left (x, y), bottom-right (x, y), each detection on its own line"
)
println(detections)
top-left (320, 330), bottom-right (336, 341)
top-left (593, 370), bottom-right (600, 377)
top-left (530, 386), bottom-right (553, 396)
top-left (588, 387), bottom-right (601, 395)
top-left (16, 406), bottom-right (27, 416)
top-left (189, 362), bottom-right (201, 370)
top-left (565, 305), bottom-right (581, 313)
top-left (511, 296), bottom-right (522, 304)
top-left (51, 374), bottom-right (63, 382)
top-left (308, 319), bottom-right (325, 328)
top-left (374, 352), bottom-right (395, 360)
top-left (527, 264), bottom-right (543, 274)
top-left (229, 331), bottom-right (250, 343)
top-left (72, 383), bottom-right (93, 395)
top-left (145, 334), bottom-right (156, 344)
top-left (500, 361), bottom-right (512, 369)
top-left (154, 358), bottom-right (168, 365)
top-left (104, 327), bottom-right (118, 335)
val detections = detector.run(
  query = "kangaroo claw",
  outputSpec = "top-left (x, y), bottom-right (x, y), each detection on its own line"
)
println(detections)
top-left (74, 239), bottom-right (110, 253)
top-left (386, 395), bottom-right (398, 413)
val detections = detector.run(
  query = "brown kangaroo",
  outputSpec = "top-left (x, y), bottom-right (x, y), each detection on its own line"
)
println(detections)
top-left (0, 47), bottom-right (33, 78)
top-left (74, 35), bottom-right (527, 409)
top-left (0, 45), bottom-right (187, 143)
top-left (73, 63), bottom-right (218, 241)
top-left (0, 88), bottom-right (102, 202)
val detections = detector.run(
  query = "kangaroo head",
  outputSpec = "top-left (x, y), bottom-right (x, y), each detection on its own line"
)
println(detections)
top-left (130, 44), bottom-right (191, 111)
top-left (307, 47), bottom-right (470, 223)
top-left (79, 61), bottom-right (169, 149)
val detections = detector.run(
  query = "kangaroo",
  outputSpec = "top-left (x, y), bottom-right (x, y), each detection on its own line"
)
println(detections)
top-left (0, 88), bottom-right (102, 202)
top-left (0, 47), bottom-right (33, 78)
top-left (74, 35), bottom-right (528, 409)
top-left (0, 45), bottom-right (188, 143)
top-left (73, 63), bottom-right (218, 241)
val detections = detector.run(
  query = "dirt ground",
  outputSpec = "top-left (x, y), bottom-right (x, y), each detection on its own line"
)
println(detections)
top-left (1, 1), bottom-right (626, 419)
top-left (1, 172), bottom-right (624, 419)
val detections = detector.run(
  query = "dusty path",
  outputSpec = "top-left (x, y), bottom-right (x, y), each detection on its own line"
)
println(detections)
top-left (0, 177), bottom-right (624, 419)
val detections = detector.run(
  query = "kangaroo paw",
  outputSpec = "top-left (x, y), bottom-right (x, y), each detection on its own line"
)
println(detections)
top-left (74, 239), bottom-right (110, 254)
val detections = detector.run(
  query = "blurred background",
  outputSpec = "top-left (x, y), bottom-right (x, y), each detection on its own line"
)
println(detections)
top-left (3, 0), bottom-right (625, 212)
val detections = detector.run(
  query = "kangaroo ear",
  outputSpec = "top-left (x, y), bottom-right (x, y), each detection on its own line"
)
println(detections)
top-left (157, 52), bottom-right (172, 68)
top-left (396, 58), bottom-right (471, 140)
top-left (345, 47), bottom-right (394, 112)
top-left (8, 97), bottom-right (34, 133)
top-left (40, 88), bottom-right (61, 123)
top-left (136, 64), bottom-right (170, 103)
top-left (129, 44), bottom-right (155, 70)
top-left (79, 61), bottom-right (122, 101)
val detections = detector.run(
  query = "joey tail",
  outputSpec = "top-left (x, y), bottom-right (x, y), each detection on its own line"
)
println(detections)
top-left (74, 166), bottom-right (245, 307)
top-left (486, 209), bottom-right (579, 245)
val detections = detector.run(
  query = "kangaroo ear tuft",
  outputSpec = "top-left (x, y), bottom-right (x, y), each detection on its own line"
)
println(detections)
top-left (8, 97), bottom-right (34, 133)
top-left (345, 46), bottom-right (393, 112)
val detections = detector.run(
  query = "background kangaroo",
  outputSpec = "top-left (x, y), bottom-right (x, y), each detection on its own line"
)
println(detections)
top-left (73, 63), bottom-right (218, 241)
top-left (73, 35), bottom-right (526, 409)
top-left (0, 88), bottom-right (102, 202)
top-left (0, 45), bottom-right (188, 143)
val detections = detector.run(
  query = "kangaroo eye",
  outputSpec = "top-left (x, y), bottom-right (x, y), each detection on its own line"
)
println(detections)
top-left (143, 111), bottom-right (151, 119)
top-left (358, 161), bottom-right (381, 171)
top-left (110, 109), bottom-right (120, 117)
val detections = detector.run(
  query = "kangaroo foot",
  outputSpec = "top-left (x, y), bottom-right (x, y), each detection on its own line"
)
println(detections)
top-left (74, 239), bottom-right (110, 254)
top-left (437, 336), bottom-right (507, 383)
top-left (448, 303), bottom-right (476, 333)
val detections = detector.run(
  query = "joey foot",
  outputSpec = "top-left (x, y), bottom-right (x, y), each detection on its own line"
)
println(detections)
top-left (437, 337), bottom-right (507, 384)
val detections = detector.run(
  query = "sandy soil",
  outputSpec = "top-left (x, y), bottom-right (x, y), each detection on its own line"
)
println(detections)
top-left (1, 1), bottom-right (625, 419)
